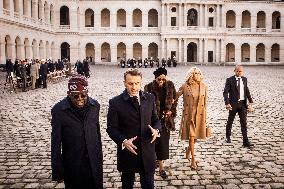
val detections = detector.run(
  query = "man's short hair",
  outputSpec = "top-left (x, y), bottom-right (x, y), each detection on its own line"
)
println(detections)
top-left (124, 68), bottom-right (142, 80)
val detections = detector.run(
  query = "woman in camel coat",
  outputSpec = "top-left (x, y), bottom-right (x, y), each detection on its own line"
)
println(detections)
top-left (176, 67), bottom-right (208, 169)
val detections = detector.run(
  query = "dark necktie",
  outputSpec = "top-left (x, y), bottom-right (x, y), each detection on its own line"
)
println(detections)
top-left (132, 96), bottom-right (140, 110)
top-left (237, 78), bottom-right (241, 100)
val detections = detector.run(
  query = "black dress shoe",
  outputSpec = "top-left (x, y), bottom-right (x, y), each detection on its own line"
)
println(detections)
top-left (226, 138), bottom-right (231, 143)
top-left (159, 170), bottom-right (168, 179)
top-left (243, 142), bottom-right (254, 148)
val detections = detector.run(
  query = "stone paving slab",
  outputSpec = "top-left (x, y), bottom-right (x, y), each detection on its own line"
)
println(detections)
top-left (0, 65), bottom-right (283, 188)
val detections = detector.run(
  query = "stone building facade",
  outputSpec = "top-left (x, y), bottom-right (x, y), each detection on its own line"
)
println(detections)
top-left (0, 0), bottom-right (284, 65)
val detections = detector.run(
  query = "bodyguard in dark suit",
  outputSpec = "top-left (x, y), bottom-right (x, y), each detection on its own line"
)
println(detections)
top-left (51, 75), bottom-right (103, 189)
top-left (107, 68), bottom-right (161, 189)
top-left (223, 65), bottom-right (254, 148)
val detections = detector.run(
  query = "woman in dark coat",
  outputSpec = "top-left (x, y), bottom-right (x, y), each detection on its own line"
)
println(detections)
top-left (51, 75), bottom-right (103, 189)
top-left (144, 67), bottom-right (177, 179)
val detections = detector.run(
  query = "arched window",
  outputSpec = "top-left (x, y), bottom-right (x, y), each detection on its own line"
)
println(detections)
top-left (226, 10), bottom-right (236, 28)
top-left (117, 9), bottom-right (126, 27)
top-left (187, 9), bottom-right (198, 26)
top-left (60, 6), bottom-right (70, 25)
top-left (148, 9), bottom-right (158, 27)
top-left (133, 9), bottom-right (142, 27)
top-left (257, 11), bottom-right (266, 28)
top-left (226, 43), bottom-right (235, 62)
top-left (101, 9), bottom-right (110, 27)
top-left (85, 9), bottom-right (94, 27)
top-left (242, 10), bottom-right (251, 28)
top-left (272, 11), bottom-right (281, 29)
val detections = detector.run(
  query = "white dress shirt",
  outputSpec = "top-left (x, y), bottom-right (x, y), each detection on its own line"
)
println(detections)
top-left (235, 76), bottom-right (245, 101)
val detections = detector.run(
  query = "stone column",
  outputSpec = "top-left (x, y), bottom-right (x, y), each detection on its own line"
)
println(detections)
top-left (216, 39), bottom-right (220, 63)
top-left (19, 43), bottom-right (25, 60)
top-left (166, 38), bottom-right (170, 59)
top-left (126, 44), bottom-right (133, 60)
top-left (265, 46), bottom-right (271, 63)
top-left (221, 5), bottom-right (226, 28)
top-left (11, 43), bottom-right (16, 61)
top-left (70, 46), bottom-right (78, 64)
top-left (199, 38), bottom-right (203, 63)
top-left (282, 15), bottom-right (284, 33)
top-left (111, 10), bottom-right (117, 31)
top-left (266, 11), bottom-right (272, 33)
top-left (204, 4), bottom-right (208, 28)
top-left (142, 46), bottom-right (147, 61)
top-left (0, 37), bottom-right (5, 64)
top-left (19, 0), bottom-right (23, 19)
top-left (216, 5), bottom-right (220, 28)
top-left (184, 3), bottom-right (187, 27)
top-left (220, 39), bottom-right (225, 63)
top-left (280, 45), bottom-right (284, 64)
top-left (39, 2), bottom-right (44, 20)
top-left (94, 12), bottom-right (100, 29)
top-left (111, 45), bottom-right (117, 63)
top-left (70, 7), bottom-right (78, 31)
top-left (235, 43), bottom-right (241, 63)
top-left (199, 4), bottom-right (203, 27)
top-left (161, 38), bottom-right (165, 59)
top-left (32, 0), bottom-right (38, 19)
top-left (250, 44), bottom-right (256, 63)
top-left (204, 39), bottom-right (208, 63)
top-left (236, 12), bottom-right (241, 31)
top-left (0, 0), bottom-right (3, 16)
top-left (166, 4), bottom-right (169, 27)
top-left (26, 45), bottom-right (32, 59)
top-left (161, 3), bottom-right (165, 27)
top-left (183, 38), bottom-right (187, 62)
top-left (9, 0), bottom-right (14, 13)
top-left (45, 5), bottom-right (50, 23)
top-left (95, 45), bottom-right (101, 63)
top-left (142, 13), bottom-right (148, 28)
top-left (27, 0), bottom-right (31, 18)
top-left (126, 10), bottom-right (132, 29)
top-left (178, 38), bottom-right (182, 62)
top-left (251, 14), bottom-right (257, 33)
top-left (179, 3), bottom-right (182, 28)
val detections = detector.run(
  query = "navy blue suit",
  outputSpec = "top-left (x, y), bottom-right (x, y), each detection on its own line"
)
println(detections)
top-left (107, 90), bottom-right (161, 189)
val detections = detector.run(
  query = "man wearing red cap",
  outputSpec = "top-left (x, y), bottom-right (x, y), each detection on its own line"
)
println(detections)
top-left (51, 75), bottom-right (103, 189)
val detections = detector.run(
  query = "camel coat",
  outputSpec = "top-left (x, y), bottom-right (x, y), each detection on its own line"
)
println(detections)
top-left (176, 82), bottom-right (208, 140)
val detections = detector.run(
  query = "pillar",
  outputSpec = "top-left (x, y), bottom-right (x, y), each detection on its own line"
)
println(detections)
top-left (0, 37), bottom-right (5, 63)
top-left (166, 4), bottom-right (170, 27)
top-left (142, 46), bottom-right (147, 61)
top-left (95, 46), bottom-right (101, 63)
top-left (199, 4), bottom-right (203, 27)
top-left (161, 3), bottom-right (165, 27)
top-left (32, 0), bottom-right (38, 19)
top-left (19, 0), bottom-right (24, 19)
top-left (178, 38), bottom-right (182, 62)
top-left (250, 44), bottom-right (256, 63)
top-left (199, 38), bottom-right (203, 63)
top-left (70, 46), bottom-right (78, 64)
top-left (251, 15), bottom-right (257, 33)
top-left (126, 44), bottom-right (133, 60)
top-left (179, 3), bottom-right (182, 28)
top-left (216, 5), bottom-right (220, 28)
top-left (111, 45), bottom-right (117, 62)
top-left (142, 13), bottom-right (148, 28)
top-left (216, 39), bottom-right (220, 63)
top-left (266, 11), bottom-right (272, 33)
top-left (184, 3), bottom-right (187, 27)
top-left (236, 13), bottom-right (241, 31)
top-left (235, 44), bottom-right (241, 63)
top-left (204, 39), bottom-right (208, 63)
top-left (111, 10), bottom-right (117, 31)
top-left (220, 39), bottom-right (225, 63)
top-left (183, 38), bottom-right (187, 62)
top-left (265, 46), bottom-right (271, 63)
top-left (166, 38), bottom-right (169, 59)
top-left (161, 38), bottom-right (165, 59)
top-left (126, 10), bottom-right (132, 29)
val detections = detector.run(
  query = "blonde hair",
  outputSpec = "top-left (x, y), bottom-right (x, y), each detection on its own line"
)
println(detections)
top-left (185, 67), bottom-right (204, 85)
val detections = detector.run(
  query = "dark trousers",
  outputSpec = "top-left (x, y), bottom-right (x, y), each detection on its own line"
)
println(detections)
top-left (121, 171), bottom-right (154, 189)
top-left (226, 101), bottom-right (249, 144)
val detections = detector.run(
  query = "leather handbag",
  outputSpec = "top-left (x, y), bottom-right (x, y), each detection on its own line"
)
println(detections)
top-left (206, 127), bottom-right (212, 138)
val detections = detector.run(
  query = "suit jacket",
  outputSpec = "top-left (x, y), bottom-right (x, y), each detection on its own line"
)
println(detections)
top-left (107, 90), bottom-right (161, 173)
top-left (223, 76), bottom-right (253, 106)
top-left (51, 97), bottom-right (103, 188)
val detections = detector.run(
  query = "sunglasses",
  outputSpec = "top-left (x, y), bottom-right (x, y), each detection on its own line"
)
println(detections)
top-left (71, 93), bottom-right (87, 99)
top-left (157, 78), bottom-right (166, 81)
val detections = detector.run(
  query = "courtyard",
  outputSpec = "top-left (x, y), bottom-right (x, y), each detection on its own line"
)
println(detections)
top-left (0, 65), bottom-right (283, 189)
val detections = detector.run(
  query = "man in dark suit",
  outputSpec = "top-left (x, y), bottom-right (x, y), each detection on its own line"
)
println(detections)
top-left (107, 68), bottom-right (161, 189)
top-left (223, 65), bottom-right (254, 148)
top-left (51, 75), bottom-right (103, 189)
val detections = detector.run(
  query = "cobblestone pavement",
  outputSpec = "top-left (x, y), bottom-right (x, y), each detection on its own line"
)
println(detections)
top-left (0, 65), bottom-right (283, 189)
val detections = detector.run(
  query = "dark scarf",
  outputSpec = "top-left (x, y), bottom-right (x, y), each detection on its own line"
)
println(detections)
top-left (68, 97), bottom-right (90, 123)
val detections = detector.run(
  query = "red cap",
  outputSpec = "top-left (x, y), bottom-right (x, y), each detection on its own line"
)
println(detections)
top-left (68, 75), bottom-right (88, 92)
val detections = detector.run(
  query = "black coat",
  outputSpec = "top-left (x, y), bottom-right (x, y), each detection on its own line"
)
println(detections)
top-left (51, 97), bottom-right (103, 188)
top-left (223, 76), bottom-right (253, 106)
top-left (107, 90), bottom-right (161, 173)
top-left (39, 63), bottom-right (48, 77)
